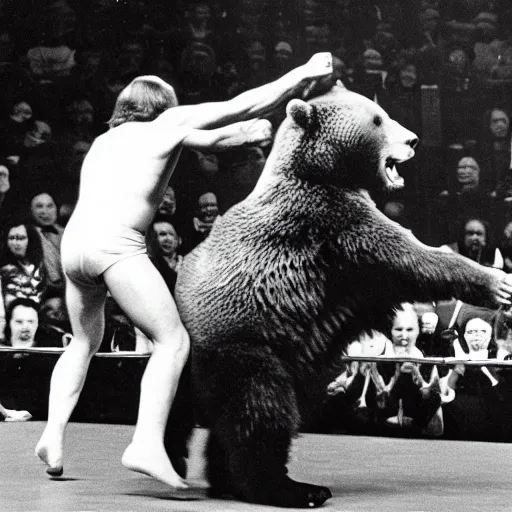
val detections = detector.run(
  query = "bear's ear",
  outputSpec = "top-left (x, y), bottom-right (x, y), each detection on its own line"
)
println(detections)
top-left (286, 99), bottom-right (315, 129)
top-left (336, 79), bottom-right (347, 90)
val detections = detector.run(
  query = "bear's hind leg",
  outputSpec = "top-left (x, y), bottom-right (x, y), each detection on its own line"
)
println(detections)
top-left (207, 345), bottom-right (332, 508)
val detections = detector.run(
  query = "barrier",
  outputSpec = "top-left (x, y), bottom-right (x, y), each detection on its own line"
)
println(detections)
top-left (2, 348), bottom-right (512, 443)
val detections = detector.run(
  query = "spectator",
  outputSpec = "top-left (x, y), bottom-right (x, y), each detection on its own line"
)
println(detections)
top-left (439, 314), bottom-right (507, 440)
top-left (0, 99), bottom-right (33, 158)
top-left (10, 119), bottom-right (63, 208)
top-left (4, 298), bottom-right (39, 349)
top-left (182, 191), bottom-right (219, 254)
top-left (0, 221), bottom-right (47, 308)
top-left (478, 107), bottom-right (512, 201)
top-left (472, 11), bottom-right (501, 79)
top-left (441, 216), bottom-right (504, 269)
top-left (178, 41), bottom-right (220, 104)
top-left (147, 216), bottom-right (184, 295)
top-left (269, 41), bottom-right (295, 80)
top-left (37, 290), bottom-right (72, 348)
top-left (0, 161), bottom-right (13, 221)
top-left (29, 192), bottom-right (65, 292)
top-left (434, 156), bottom-right (494, 243)
top-left (181, 1), bottom-right (218, 48)
top-left (379, 303), bottom-right (443, 436)
top-left (439, 46), bottom-right (480, 148)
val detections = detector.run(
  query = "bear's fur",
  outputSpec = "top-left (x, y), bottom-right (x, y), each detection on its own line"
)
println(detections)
top-left (175, 83), bottom-right (508, 508)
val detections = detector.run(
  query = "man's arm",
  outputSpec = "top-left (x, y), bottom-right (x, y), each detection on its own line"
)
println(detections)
top-left (182, 119), bottom-right (273, 151)
top-left (156, 52), bottom-right (333, 131)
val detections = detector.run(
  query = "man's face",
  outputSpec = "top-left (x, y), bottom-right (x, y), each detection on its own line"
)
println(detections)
top-left (158, 187), bottom-right (176, 216)
top-left (197, 192), bottom-right (219, 223)
top-left (0, 165), bottom-right (10, 194)
top-left (399, 64), bottom-right (417, 88)
top-left (10, 305), bottom-right (38, 348)
top-left (192, 3), bottom-right (211, 23)
top-left (31, 193), bottom-right (58, 227)
top-left (11, 101), bottom-right (32, 123)
top-left (24, 121), bottom-right (51, 148)
top-left (154, 221), bottom-right (179, 256)
top-left (71, 101), bottom-right (94, 126)
top-left (7, 225), bottom-right (28, 260)
top-left (464, 318), bottom-right (492, 352)
top-left (305, 25), bottom-right (330, 53)
top-left (448, 49), bottom-right (468, 74)
top-left (489, 109), bottom-right (510, 139)
top-left (456, 157), bottom-right (479, 188)
top-left (464, 220), bottom-right (486, 252)
top-left (391, 310), bottom-right (419, 348)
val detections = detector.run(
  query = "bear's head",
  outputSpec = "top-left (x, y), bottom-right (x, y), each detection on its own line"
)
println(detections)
top-left (269, 81), bottom-right (418, 192)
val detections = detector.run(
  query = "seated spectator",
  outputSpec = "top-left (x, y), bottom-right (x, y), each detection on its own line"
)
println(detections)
top-left (328, 304), bottom-right (443, 436)
top-left (269, 41), bottom-right (295, 79)
top-left (0, 99), bottom-right (33, 158)
top-left (472, 11), bottom-right (501, 79)
top-left (37, 290), bottom-right (72, 348)
top-left (29, 192), bottom-right (65, 292)
top-left (3, 298), bottom-right (40, 349)
top-left (439, 314), bottom-right (507, 440)
top-left (440, 216), bottom-right (504, 269)
top-left (477, 107), bottom-right (512, 201)
top-left (147, 215), bottom-right (184, 295)
top-left (0, 221), bottom-right (47, 308)
top-left (434, 157), bottom-right (495, 244)
top-left (9, 119), bottom-right (63, 207)
top-left (182, 191), bottom-right (219, 254)
top-left (439, 45), bottom-right (480, 148)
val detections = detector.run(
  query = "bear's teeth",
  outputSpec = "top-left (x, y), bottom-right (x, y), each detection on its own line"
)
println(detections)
top-left (386, 165), bottom-right (404, 186)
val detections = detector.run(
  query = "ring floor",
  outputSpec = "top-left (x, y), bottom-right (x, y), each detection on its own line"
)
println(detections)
top-left (2, 422), bottom-right (511, 511)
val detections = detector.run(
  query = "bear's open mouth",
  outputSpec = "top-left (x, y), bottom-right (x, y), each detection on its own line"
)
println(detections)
top-left (384, 158), bottom-right (404, 187)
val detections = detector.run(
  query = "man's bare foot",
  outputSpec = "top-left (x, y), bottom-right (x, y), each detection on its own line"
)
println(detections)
top-left (122, 443), bottom-right (188, 489)
top-left (35, 437), bottom-right (64, 477)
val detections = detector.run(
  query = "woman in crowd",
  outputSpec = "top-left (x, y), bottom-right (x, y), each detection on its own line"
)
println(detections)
top-left (0, 221), bottom-right (47, 308)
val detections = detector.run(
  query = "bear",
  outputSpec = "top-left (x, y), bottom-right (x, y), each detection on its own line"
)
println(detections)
top-left (174, 82), bottom-right (512, 508)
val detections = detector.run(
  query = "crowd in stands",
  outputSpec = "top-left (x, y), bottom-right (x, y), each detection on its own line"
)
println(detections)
top-left (0, 0), bottom-right (511, 356)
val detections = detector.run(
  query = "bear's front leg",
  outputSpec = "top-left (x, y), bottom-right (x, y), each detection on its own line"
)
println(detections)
top-left (201, 344), bottom-right (332, 508)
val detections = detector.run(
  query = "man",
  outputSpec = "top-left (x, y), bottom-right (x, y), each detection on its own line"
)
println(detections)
top-left (5, 298), bottom-right (39, 348)
top-left (35, 52), bottom-right (333, 487)
top-left (30, 192), bottom-right (65, 292)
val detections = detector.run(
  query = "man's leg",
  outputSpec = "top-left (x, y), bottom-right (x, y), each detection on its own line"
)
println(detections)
top-left (36, 279), bottom-right (107, 475)
top-left (102, 255), bottom-right (189, 489)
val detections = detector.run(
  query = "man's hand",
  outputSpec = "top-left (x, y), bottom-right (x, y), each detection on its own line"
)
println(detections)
top-left (300, 52), bottom-right (333, 99)
top-left (239, 118), bottom-right (273, 147)
top-left (303, 52), bottom-right (333, 80)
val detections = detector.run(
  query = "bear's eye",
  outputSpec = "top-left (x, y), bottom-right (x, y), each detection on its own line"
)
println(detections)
top-left (373, 115), bottom-right (382, 127)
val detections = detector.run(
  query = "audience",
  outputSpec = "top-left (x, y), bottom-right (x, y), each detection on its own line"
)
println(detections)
top-left (1, 0), bottom-right (512, 438)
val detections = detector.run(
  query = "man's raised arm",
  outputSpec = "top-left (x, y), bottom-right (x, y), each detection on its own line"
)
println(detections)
top-left (182, 119), bottom-right (273, 151)
top-left (156, 52), bottom-right (333, 131)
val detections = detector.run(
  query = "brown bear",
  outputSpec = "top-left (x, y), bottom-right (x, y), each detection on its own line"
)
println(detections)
top-left (174, 83), bottom-right (512, 508)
